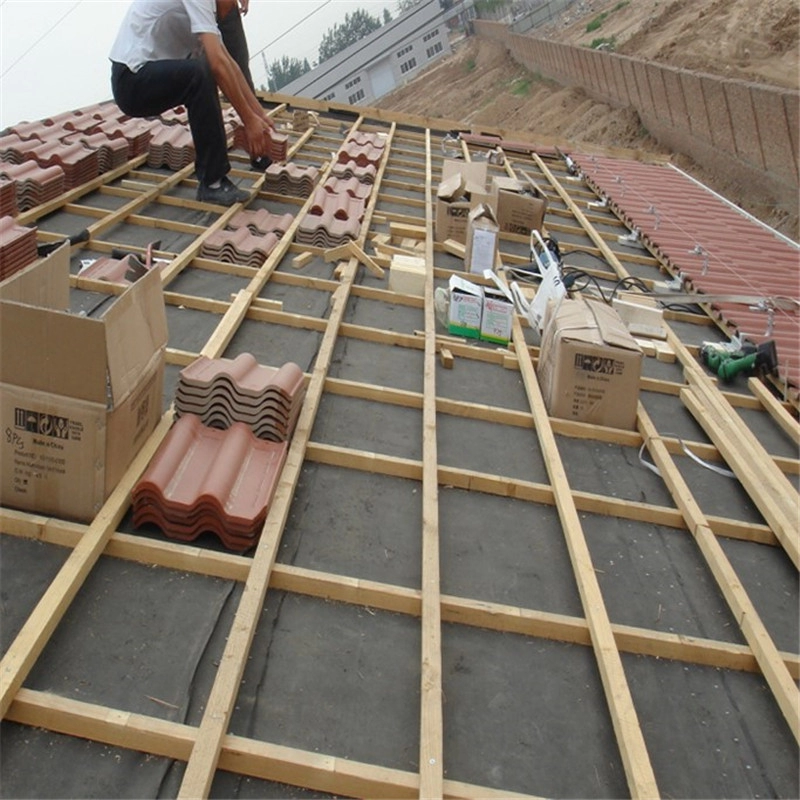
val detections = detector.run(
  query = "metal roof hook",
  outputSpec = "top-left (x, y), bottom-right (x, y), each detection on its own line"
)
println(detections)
top-left (647, 204), bottom-right (660, 230)
top-left (689, 244), bottom-right (709, 276)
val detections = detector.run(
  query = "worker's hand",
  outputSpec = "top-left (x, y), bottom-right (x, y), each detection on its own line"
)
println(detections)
top-left (244, 116), bottom-right (273, 159)
top-left (239, 0), bottom-right (249, 15)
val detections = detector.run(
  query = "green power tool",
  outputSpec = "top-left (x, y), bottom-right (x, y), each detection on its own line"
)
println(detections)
top-left (700, 340), bottom-right (778, 382)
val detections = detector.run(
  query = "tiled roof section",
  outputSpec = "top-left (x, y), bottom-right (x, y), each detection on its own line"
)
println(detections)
top-left (574, 153), bottom-right (800, 389)
top-left (227, 208), bottom-right (295, 236)
top-left (0, 161), bottom-right (65, 211)
top-left (146, 124), bottom-right (195, 170)
top-left (262, 163), bottom-right (318, 197)
top-left (331, 159), bottom-right (377, 184)
top-left (323, 175), bottom-right (373, 200)
top-left (175, 354), bottom-right (306, 441)
top-left (199, 228), bottom-right (281, 267)
top-left (132, 413), bottom-right (289, 552)
top-left (24, 139), bottom-right (99, 189)
top-left (347, 131), bottom-right (388, 149)
top-left (0, 216), bottom-right (38, 280)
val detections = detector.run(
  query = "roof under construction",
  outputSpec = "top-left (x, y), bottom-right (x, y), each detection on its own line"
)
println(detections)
top-left (0, 88), bottom-right (798, 800)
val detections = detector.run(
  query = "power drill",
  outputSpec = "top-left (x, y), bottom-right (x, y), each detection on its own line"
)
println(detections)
top-left (700, 340), bottom-right (778, 383)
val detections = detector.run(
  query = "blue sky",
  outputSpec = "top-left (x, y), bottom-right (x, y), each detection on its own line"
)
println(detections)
top-left (0, 0), bottom-right (396, 129)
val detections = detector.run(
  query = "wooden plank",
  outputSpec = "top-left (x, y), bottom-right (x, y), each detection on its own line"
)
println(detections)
top-left (440, 347), bottom-right (454, 368)
top-left (747, 377), bottom-right (800, 446)
top-left (638, 407), bottom-right (800, 742)
top-left (681, 386), bottom-right (800, 569)
top-left (418, 129), bottom-right (444, 799)
top-left (177, 117), bottom-right (397, 800)
top-left (7, 690), bottom-right (536, 800)
top-left (348, 241), bottom-right (385, 278)
top-left (4, 510), bottom-right (796, 678)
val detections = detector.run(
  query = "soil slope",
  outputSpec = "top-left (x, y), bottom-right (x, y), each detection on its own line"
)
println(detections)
top-left (376, 0), bottom-right (799, 239)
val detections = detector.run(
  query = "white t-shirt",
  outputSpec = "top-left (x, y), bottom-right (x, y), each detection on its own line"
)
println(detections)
top-left (110, 0), bottom-right (220, 72)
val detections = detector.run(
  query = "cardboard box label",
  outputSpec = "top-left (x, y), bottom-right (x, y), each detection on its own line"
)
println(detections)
top-left (480, 290), bottom-right (514, 344)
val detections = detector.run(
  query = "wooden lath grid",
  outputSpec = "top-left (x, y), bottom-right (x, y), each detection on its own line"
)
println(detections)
top-left (1, 100), bottom-right (798, 800)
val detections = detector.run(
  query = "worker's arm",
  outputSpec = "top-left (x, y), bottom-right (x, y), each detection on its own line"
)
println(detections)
top-left (197, 31), bottom-right (273, 157)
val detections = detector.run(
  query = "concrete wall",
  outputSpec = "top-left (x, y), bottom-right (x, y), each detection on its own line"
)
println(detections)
top-left (474, 20), bottom-right (800, 211)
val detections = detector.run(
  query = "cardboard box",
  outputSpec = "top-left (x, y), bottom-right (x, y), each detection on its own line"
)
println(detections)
top-left (447, 274), bottom-right (483, 338)
top-left (491, 175), bottom-right (547, 236)
top-left (464, 202), bottom-right (499, 275)
top-left (480, 286), bottom-right (514, 345)
top-left (389, 253), bottom-right (426, 296)
top-left (0, 244), bottom-right (167, 521)
top-left (435, 159), bottom-right (488, 244)
top-left (537, 296), bottom-right (643, 430)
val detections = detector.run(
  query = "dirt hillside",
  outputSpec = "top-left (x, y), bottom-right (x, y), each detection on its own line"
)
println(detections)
top-left (376, 0), bottom-right (800, 239)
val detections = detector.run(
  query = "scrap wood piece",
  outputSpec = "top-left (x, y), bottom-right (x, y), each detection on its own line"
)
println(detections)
top-left (440, 347), bottom-right (454, 369)
top-left (390, 221), bottom-right (426, 240)
top-left (322, 242), bottom-right (351, 263)
top-left (442, 239), bottom-right (465, 260)
top-left (347, 241), bottom-right (384, 278)
top-left (292, 251), bottom-right (313, 269)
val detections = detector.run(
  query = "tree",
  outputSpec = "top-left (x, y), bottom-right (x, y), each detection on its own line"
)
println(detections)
top-left (267, 55), bottom-right (311, 92)
top-left (318, 9), bottom-right (383, 63)
top-left (396, 0), bottom-right (418, 13)
top-left (383, 8), bottom-right (393, 24)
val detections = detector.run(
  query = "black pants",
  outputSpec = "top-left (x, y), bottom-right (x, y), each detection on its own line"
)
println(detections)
top-left (111, 58), bottom-right (229, 185)
top-left (218, 6), bottom-right (254, 92)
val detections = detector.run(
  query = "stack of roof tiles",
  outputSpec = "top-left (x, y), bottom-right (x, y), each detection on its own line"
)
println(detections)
top-left (226, 208), bottom-right (295, 237)
top-left (174, 354), bottom-right (306, 442)
top-left (331, 160), bottom-right (377, 184)
top-left (200, 228), bottom-right (281, 267)
top-left (0, 217), bottom-right (38, 280)
top-left (0, 133), bottom-right (33, 164)
top-left (96, 117), bottom-right (153, 158)
top-left (0, 161), bottom-right (66, 211)
top-left (132, 413), bottom-right (289, 552)
top-left (232, 124), bottom-right (289, 164)
top-left (62, 131), bottom-right (130, 174)
top-left (0, 178), bottom-right (18, 217)
top-left (262, 163), bottom-right (318, 197)
top-left (132, 353), bottom-right (305, 551)
top-left (146, 124), bottom-right (195, 170)
top-left (295, 136), bottom-right (379, 249)
top-left (24, 139), bottom-right (99, 189)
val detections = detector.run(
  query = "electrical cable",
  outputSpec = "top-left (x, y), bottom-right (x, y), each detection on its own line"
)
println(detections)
top-left (248, 0), bottom-right (333, 63)
top-left (1, 0), bottom-right (82, 79)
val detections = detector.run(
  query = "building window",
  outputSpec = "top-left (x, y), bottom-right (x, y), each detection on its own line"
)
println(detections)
top-left (348, 88), bottom-right (365, 104)
top-left (344, 76), bottom-right (361, 90)
top-left (322, 92), bottom-right (336, 101)
top-left (396, 44), bottom-right (413, 58)
top-left (399, 57), bottom-right (417, 74)
top-left (423, 28), bottom-right (439, 42)
top-left (426, 42), bottom-right (443, 59)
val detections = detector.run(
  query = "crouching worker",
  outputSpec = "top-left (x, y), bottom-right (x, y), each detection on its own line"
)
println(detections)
top-left (109, 0), bottom-right (274, 205)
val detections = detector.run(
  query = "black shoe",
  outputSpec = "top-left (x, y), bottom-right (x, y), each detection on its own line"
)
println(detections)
top-left (250, 155), bottom-right (272, 172)
top-left (197, 176), bottom-right (249, 206)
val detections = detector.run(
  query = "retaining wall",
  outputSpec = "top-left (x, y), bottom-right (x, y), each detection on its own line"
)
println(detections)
top-left (474, 20), bottom-right (800, 213)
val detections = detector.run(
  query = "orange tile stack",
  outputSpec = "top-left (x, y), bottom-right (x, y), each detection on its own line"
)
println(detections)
top-left (0, 216), bottom-right (38, 280)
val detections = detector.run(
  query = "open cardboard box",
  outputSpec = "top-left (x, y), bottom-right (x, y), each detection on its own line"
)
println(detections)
top-left (491, 174), bottom-right (548, 236)
top-left (0, 244), bottom-right (167, 521)
top-left (435, 158), bottom-right (488, 244)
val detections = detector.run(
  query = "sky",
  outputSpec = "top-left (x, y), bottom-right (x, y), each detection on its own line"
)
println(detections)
top-left (0, 0), bottom-right (397, 130)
